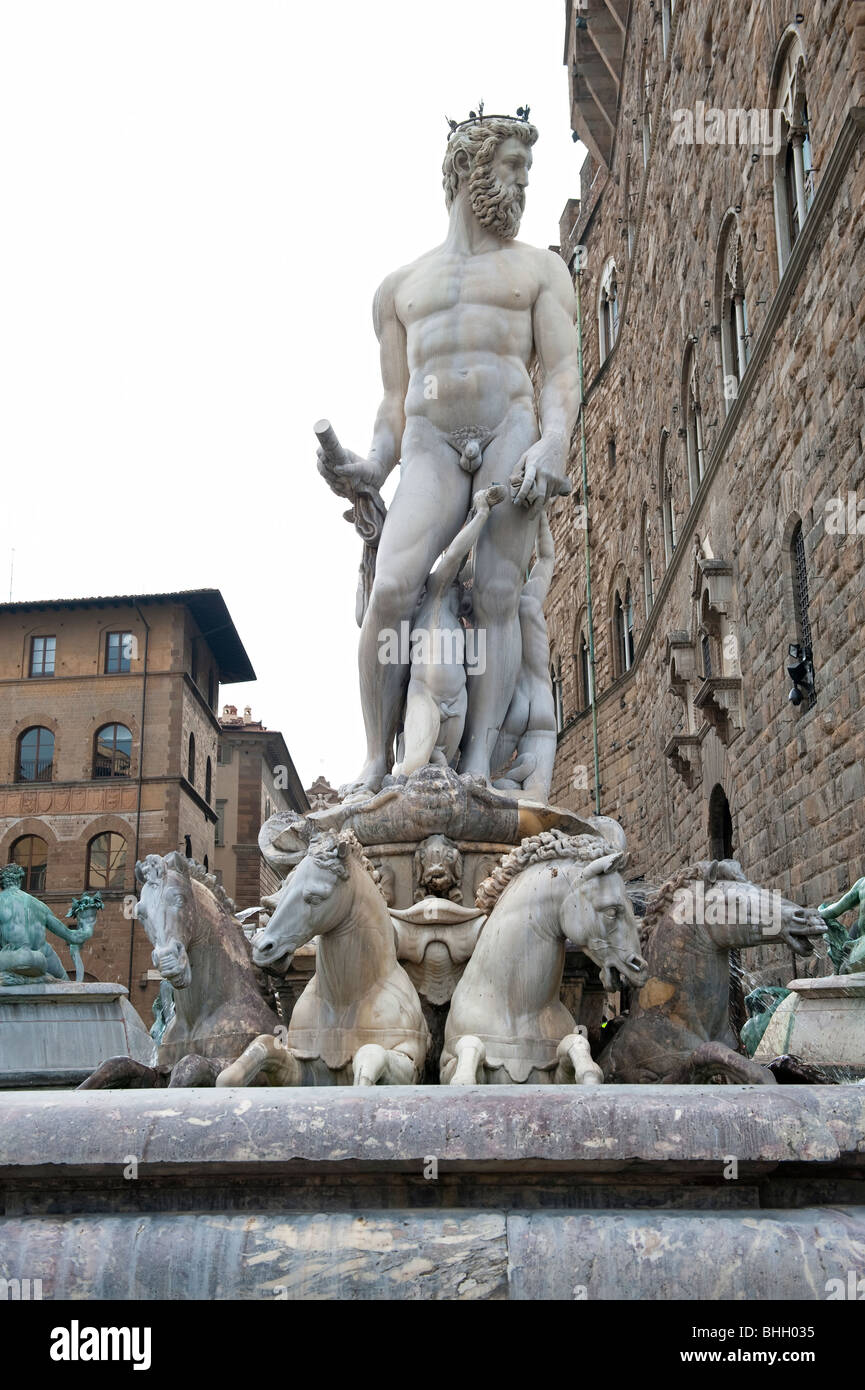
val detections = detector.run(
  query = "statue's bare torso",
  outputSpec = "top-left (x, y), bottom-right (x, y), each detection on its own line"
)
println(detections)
top-left (396, 241), bottom-right (541, 440)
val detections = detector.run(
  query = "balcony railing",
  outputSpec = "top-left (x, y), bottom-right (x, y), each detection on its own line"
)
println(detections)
top-left (16, 760), bottom-right (53, 783)
top-left (93, 757), bottom-right (130, 778)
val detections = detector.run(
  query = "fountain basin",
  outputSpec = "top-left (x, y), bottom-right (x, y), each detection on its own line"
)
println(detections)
top-left (754, 974), bottom-right (865, 1079)
top-left (1, 1085), bottom-right (864, 1299)
top-left (0, 981), bottom-right (156, 1089)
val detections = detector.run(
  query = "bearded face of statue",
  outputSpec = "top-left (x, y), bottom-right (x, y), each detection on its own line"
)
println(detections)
top-left (468, 134), bottom-right (531, 240)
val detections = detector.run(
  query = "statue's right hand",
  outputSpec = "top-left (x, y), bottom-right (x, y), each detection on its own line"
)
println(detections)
top-left (316, 446), bottom-right (381, 491)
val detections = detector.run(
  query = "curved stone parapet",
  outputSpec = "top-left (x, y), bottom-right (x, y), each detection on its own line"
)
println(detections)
top-left (1, 1086), bottom-right (865, 1299)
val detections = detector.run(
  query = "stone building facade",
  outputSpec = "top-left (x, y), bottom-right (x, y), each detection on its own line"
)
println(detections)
top-left (0, 589), bottom-right (254, 1019)
top-left (213, 705), bottom-right (308, 909)
top-left (545, 0), bottom-right (865, 968)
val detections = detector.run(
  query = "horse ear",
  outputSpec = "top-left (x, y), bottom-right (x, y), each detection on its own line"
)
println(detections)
top-left (583, 851), bottom-right (624, 880)
top-left (165, 851), bottom-right (190, 876)
top-left (134, 860), bottom-right (147, 885)
top-left (706, 860), bottom-right (719, 882)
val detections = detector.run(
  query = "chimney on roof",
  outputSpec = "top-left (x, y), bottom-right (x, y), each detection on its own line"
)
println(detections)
top-left (223, 704), bottom-right (237, 718)
top-left (243, 705), bottom-right (253, 724)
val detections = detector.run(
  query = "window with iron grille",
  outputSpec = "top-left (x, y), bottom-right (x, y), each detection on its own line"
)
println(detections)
top-left (791, 522), bottom-right (815, 705)
top-left (791, 524), bottom-right (812, 653)
top-left (17, 727), bottom-right (54, 782)
top-left (93, 723), bottom-right (132, 777)
top-left (29, 636), bottom-right (56, 677)
top-left (701, 633), bottom-right (713, 680)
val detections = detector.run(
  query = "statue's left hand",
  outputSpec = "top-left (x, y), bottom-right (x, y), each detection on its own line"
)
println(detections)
top-left (510, 440), bottom-right (572, 509)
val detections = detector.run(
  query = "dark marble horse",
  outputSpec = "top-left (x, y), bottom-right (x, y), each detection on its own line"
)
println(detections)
top-left (599, 860), bottom-right (823, 1084)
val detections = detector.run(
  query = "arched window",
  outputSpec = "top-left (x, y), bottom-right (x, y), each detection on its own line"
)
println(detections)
top-left (93, 723), bottom-right (132, 778)
top-left (642, 507), bottom-right (655, 616)
top-left (625, 580), bottom-right (635, 667)
top-left (12, 835), bottom-right (48, 892)
top-left (790, 522), bottom-right (812, 655)
top-left (789, 522), bottom-right (815, 711)
top-left (205, 756), bottom-right (212, 804)
top-left (702, 16), bottom-right (713, 70)
top-left (17, 727), bottom-right (54, 783)
top-left (659, 431), bottom-right (677, 563)
top-left (661, 0), bottom-right (672, 57)
top-left (640, 50), bottom-right (653, 167)
top-left (716, 216), bottom-right (749, 414)
top-left (188, 733), bottom-right (196, 785)
top-left (771, 35), bottom-right (814, 274)
top-left (708, 784), bottom-right (733, 859)
top-left (550, 657), bottom-right (564, 733)
top-left (613, 587), bottom-right (634, 677)
top-left (578, 629), bottom-right (593, 710)
top-left (598, 259), bottom-right (619, 364)
top-left (682, 341), bottom-right (705, 500)
top-left (86, 832), bottom-right (127, 890)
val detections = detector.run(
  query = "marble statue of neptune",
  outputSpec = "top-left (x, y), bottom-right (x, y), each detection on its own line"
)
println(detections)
top-left (322, 111), bottom-right (580, 800)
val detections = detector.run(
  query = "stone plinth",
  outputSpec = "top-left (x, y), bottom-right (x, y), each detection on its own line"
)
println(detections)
top-left (754, 974), bottom-right (865, 1079)
top-left (1, 1086), bottom-right (864, 1299)
top-left (0, 982), bottom-right (156, 1088)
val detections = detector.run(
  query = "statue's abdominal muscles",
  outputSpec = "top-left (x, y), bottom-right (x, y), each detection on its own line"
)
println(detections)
top-left (398, 253), bottom-right (538, 436)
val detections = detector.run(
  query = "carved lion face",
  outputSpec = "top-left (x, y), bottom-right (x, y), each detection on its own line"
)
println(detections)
top-left (415, 835), bottom-right (462, 895)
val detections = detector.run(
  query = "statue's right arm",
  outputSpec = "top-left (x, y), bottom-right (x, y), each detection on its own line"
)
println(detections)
top-left (367, 272), bottom-right (410, 488)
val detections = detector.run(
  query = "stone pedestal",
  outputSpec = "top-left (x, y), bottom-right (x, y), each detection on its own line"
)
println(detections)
top-left (1, 1086), bottom-right (864, 1299)
top-left (0, 982), bottom-right (157, 1089)
top-left (754, 974), bottom-right (865, 1079)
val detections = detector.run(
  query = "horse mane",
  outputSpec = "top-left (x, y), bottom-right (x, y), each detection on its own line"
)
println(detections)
top-left (183, 857), bottom-right (237, 915)
top-left (308, 829), bottom-right (383, 891)
top-left (476, 830), bottom-right (615, 913)
top-left (639, 858), bottom-right (748, 948)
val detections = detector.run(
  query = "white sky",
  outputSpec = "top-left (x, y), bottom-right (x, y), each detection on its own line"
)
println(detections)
top-left (1, 1), bottom-right (585, 788)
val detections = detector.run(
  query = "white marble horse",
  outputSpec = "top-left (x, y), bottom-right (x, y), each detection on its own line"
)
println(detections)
top-left (217, 830), bottom-right (429, 1086)
top-left (441, 831), bottom-right (648, 1085)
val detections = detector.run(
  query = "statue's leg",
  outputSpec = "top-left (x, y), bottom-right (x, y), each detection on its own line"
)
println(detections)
top-left (168, 1054), bottom-right (220, 1087)
top-left (438, 689), bottom-right (467, 767)
top-left (352, 1044), bottom-right (418, 1086)
top-left (393, 684), bottom-right (442, 778)
top-left (448, 1034), bottom-right (486, 1085)
top-left (347, 426), bottom-right (472, 797)
top-left (216, 1035), bottom-right (302, 1086)
top-left (516, 729), bottom-right (558, 804)
top-left (461, 420), bottom-right (540, 780)
top-left (42, 943), bottom-right (68, 980)
top-left (554, 1032), bottom-right (604, 1085)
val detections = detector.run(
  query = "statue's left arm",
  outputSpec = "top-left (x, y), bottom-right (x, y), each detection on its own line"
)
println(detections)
top-left (512, 252), bottom-right (580, 509)
top-left (43, 910), bottom-right (90, 945)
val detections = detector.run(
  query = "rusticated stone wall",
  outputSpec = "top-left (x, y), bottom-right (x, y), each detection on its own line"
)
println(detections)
top-left (546, 1), bottom-right (865, 986)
